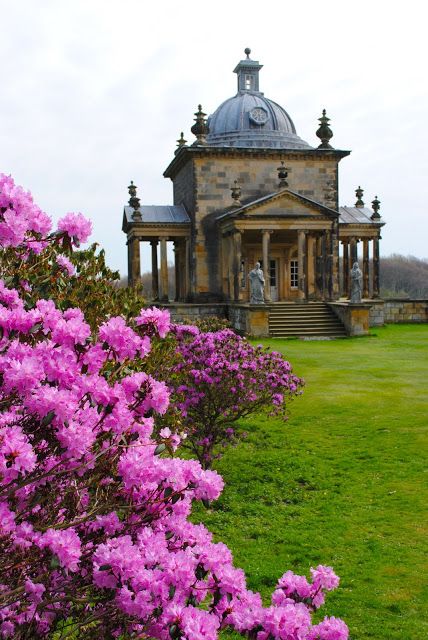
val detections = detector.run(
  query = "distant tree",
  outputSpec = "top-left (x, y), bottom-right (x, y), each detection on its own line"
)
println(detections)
top-left (140, 265), bottom-right (175, 300)
top-left (380, 254), bottom-right (428, 298)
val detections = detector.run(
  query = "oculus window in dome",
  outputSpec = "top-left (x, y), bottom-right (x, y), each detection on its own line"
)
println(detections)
top-left (206, 49), bottom-right (312, 150)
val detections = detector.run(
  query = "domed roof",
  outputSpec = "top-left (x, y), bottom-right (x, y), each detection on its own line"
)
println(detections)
top-left (206, 51), bottom-right (312, 150)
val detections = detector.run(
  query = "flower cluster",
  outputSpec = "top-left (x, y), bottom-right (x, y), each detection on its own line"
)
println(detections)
top-left (0, 173), bottom-right (51, 249)
top-left (57, 212), bottom-right (92, 246)
top-left (0, 176), bottom-right (348, 639)
top-left (168, 327), bottom-right (304, 468)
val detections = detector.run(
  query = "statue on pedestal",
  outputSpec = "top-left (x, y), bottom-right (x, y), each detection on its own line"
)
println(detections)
top-left (350, 261), bottom-right (362, 303)
top-left (249, 262), bottom-right (265, 304)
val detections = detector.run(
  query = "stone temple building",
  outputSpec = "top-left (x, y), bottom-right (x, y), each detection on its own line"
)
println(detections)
top-left (122, 50), bottom-right (385, 337)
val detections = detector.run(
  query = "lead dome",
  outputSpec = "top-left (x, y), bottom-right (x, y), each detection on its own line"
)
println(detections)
top-left (206, 50), bottom-right (312, 149)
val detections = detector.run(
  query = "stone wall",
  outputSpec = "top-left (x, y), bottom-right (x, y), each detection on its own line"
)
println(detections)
top-left (369, 299), bottom-right (428, 326)
top-left (159, 303), bottom-right (227, 324)
top-left (368, 300), bottom-right (385, 327)
top-left (384, 299), bottom-right (428, 323)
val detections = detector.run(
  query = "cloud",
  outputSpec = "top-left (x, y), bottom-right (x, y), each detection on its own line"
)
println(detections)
top-left (1, 0), bottom-right (427, 277)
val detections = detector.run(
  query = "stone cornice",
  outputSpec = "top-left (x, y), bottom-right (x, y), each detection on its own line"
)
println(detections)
top-left (163, 145), bottom-right (351, 180)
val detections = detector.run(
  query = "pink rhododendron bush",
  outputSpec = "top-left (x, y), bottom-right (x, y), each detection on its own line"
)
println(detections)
top-left (0, 174), bottom-right (348, 639)
top-left (167, 327), bottom-right (304, 468)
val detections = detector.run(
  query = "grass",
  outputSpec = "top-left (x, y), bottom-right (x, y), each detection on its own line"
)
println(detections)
top-left (191, 324), bottom-right (428, 640)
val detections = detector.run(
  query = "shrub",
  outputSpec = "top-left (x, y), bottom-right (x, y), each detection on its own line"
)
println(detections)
top-left (0, 175), bottom-right (144, 329)
top-left (162, 327), bottom-right (304, 469)
top-left (0, 174), bottom-right (347, 639)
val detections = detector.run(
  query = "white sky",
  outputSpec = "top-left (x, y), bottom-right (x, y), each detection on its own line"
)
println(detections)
top-left (1, 0), bottom-right (427, 276)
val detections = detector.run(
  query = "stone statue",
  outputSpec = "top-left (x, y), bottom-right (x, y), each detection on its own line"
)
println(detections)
top-left (249, 262), bottom-right (265, 304)
top-left (350, 261), bottom-right (363, 303)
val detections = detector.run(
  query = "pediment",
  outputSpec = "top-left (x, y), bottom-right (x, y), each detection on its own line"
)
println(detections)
top-left (218, 189), bottom-right (338, 222)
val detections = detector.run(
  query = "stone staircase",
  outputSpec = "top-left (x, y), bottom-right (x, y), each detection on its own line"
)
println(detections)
top-left (268, 302), bottom-right (347, 338)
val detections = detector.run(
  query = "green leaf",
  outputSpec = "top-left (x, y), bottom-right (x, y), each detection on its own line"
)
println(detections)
top-left (41, 411), bottom-right (55, 428)
top-left (168, 584), bottom-right (176, 599)
top-left (154, 443), bottom-right (166, 456)
top-left (164, 487), bottom-right (173, 499)
top-left (50, 554), bottom-right (60, 569)
top-left (99, 564), bottom-right (112, 571)
top-left (195, 563), bottom-right (208, 580)
top-left (169, 624), bottom-right (182, 639)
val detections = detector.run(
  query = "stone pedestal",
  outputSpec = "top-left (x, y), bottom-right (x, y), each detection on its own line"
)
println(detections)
top-left (328, 302), bottom-right (372, 336)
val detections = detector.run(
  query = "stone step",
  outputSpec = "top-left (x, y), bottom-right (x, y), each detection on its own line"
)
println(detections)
top-left (268, 301), bottom-right (346, 338)
top-left (270, 313), bottom-right (339, 319)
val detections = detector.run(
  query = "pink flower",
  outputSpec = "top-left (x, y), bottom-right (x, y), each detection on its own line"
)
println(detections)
top-left (25, 579), bottom-right (45, 605)
top-left (275, 570), bottom-right (312, 600)
top-left (39, 528), bottom-right (81, 572)
top-left (57, 212), bottom-right (92, 245)
top-left (135, 307), bottom-right (171, 338)
top-left (99, 316), bottom-right (150, 362)
top-left (310, 565), bottom-right (340, 592)
top-left (308, 616), bottom-right (349, 640)
top-left (56, 254), bottom-right (75, 276)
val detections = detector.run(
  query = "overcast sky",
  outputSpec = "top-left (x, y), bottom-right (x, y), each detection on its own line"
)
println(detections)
top-left (1, 0), bottom-right (427, 276)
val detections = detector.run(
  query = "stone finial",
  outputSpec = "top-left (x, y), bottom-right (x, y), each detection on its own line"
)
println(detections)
top-left (355, 186), bottom-right (364, 208)
top-left (277, 160), bottom-right (289, 188)
top-left (230, 180), bottom-right (242, 207)
top-left (191, 104), bottom-right (209, 145)
top-left (175, 131), bottom-right (187, 155)
top-left (244, 47), bottom-right (251, 59)
top-left (316, 109), bottom-right (334, 149)
top-left (128, 181), bottom-right (142, 219)
top-left (371, 195), bottom-right (381, 219)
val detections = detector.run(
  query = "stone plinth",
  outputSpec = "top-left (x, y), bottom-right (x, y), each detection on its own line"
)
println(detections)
top-left (228, 304), bottom-right (270, 337)
top-left (328, 302), bottom-right (372, 336)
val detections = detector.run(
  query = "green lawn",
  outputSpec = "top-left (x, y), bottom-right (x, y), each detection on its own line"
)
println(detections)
top-left (192, 325), bottom-right (428, 640)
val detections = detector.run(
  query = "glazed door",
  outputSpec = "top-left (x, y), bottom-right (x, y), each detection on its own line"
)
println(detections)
top-left (269, 259), bottom-right (278, 301)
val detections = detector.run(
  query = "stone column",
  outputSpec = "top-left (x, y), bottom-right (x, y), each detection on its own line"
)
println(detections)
top-left (174, 241), bottom-right (180, 302)
top-left (129, 236), bottom-right (141, 287)
top-left (332, 224), bottom-right (340, 299)
top-left (342, 240), bottom-right (349, 298)
top-left (350, 237), bottom-right (358, 265)
top-left (184, 237), bottom-right (190, 300)
top-left (150, 240), bottom-right (159, 301)
top-left (233, 230), bottom-right (242, 301)
top-left (372, 236), bottom-right (380, 298)
top-left (363, 239), bottom-right (370, 299)
top-left (307, 234), bottom-right (315, 299)
top-left (262, 230), bottom-right (272, 302)
top-left (315, 235), bottom-right (323, 299)
top-left (324, 229), bottom-right (333, 300)
top-left (127, 239), bottom-right (131, 286)
top-left (159, 237), bottom-right (169, 302)
top-left (297, 229), bottom-right (307, 300)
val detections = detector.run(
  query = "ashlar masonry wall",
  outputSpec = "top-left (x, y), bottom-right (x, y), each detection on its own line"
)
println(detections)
top-left (369, 299), bottom-right (428, 326)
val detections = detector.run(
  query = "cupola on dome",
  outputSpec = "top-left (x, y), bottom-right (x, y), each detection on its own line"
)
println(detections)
top-left (206, 49), bottom-right (312, 150)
